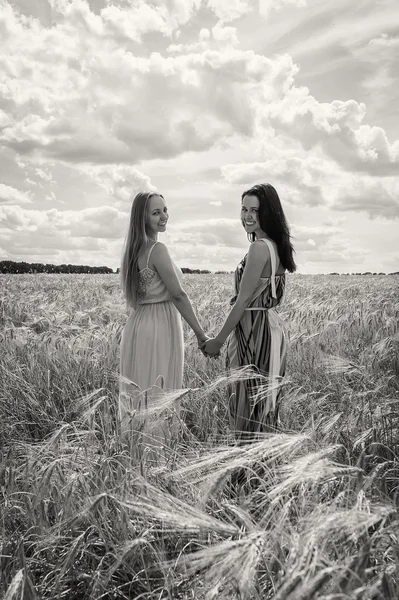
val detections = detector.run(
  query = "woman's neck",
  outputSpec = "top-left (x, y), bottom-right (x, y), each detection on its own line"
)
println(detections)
top-left (254, 232), bottom-right (271, 241)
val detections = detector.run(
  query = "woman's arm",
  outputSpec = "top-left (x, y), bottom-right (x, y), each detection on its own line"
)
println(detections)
top-left (204, 241), bottom-right (269, 353)
top-left (151, 243), bottom-right (207, 343)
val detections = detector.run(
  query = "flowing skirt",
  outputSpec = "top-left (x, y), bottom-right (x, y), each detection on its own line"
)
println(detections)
top-left (119, 300), bottom-right (184, 455)
top-left (226, 307), bottom-right (287, 437)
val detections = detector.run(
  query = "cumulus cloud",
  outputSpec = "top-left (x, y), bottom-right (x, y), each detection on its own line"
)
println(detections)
top-left (211, 22), bottom-right (239, 45)
top-left (81, 165), bottom-right (156, 205)
top-left (4, 231), bottom-right (109, 254)
top-left (0, 203), bottom-right (129, 266)
top-left (221, 155), bottom-right (399, 218)
top-left (166, 217), bottom-right (247, 248)
top-left (291, 223), bottom-right (342, 252)
top-left (267, 95), bottom-right (399, 175)
top-left (199, 28), bottom-right (211, 41)
top-left (0, 204), bottom-right (128, 240)
top-left (281, 222), bottom-right (369, 270)
top-left (1, 2), bottom-right (397, 179)
top-left (333, 175), bottom-right (399, 219)
top-left (0, 109), bottom-right (11, 128)
top-left (300, 239), bottom-right (370, 266)
top-left (206, 0), bottom-right (252, 23)
top-left (353, 32), bottom-right (399, 113)
top-left (0, 184), bottom-right (32, 205)
top-left (48, 0), bottom-right (202, 41)
top-left (2, 37), bottom-right (267, 162)
top-left (369, 33), bottom-right (399, 48)
top-left (167, 219), bottom-right (342, 260)
top-left (221, 157), bottom-right (325, 207)
top-left (259, 0), bottom-right (307, 19)
top-left (167, 23), bottom-right (238, 53)
top-left (35, 168), bottom-right (53, 182)
top-left (206, 0), bottom-right (307, 23)
top-left (101, 3), bottom-right (172, 41)
top-left (1, 34), bottom-right (275, 161)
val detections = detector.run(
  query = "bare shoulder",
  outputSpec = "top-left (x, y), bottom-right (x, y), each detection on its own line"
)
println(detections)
top-left (247, 239), bottom-right (270, 262)
top-left (152, 241), bottom-right (168, 255)
top-left (151, 241), bottom-right (172, 268)
top-left (151, 241), bottom-right (172, 260)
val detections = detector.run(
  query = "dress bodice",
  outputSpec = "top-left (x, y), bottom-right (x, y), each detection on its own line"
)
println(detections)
top-left (137, 262), bottom-right (182, 305)
top-left (231, 238), bottom-right (286, 309)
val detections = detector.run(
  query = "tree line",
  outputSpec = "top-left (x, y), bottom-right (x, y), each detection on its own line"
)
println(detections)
top-left (328, 272), bottom-right (397, 276)
top-left (0, 261), bottom-right (114, 274)
top-left (0, 261), bottom-right (224, 275)
top-left (1, 261), bottom-right (396, 275)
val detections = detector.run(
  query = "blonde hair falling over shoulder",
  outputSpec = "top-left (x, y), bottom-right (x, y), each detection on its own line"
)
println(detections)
top-left (120, 191), bottom-right (162, 307)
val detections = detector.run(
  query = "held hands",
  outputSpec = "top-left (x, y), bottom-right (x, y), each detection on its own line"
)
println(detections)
top-left (199, 337), bottom-right (223, 358)
top-left (196, 334), bottom-right (211, 357)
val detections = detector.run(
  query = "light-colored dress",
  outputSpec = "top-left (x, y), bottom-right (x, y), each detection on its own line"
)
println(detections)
top-left (226, 238), bottom-right (287, 437)
top-left (119, 242), bottom-right (184, 453)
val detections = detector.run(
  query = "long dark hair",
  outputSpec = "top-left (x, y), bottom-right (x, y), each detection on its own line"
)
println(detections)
top-left (242, 183), bottom-right (296, 273)
top-left (120, 191), bottom-right (162, 306)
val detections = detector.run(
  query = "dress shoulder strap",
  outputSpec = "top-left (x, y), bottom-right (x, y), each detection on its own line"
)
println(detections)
top-left (260, 238), bottom-right (277, 299)
top-left (146, 241), bottom-right (158, 268)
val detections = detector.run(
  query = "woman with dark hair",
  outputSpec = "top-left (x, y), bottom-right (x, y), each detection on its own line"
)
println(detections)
top-left (119, 191), bottom-right (207, 447)
top-left (201, 183), bottom-right (296, 438)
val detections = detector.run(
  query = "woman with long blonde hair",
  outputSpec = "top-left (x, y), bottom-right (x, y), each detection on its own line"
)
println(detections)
top-left (119, 191), bottom-right (207, 451)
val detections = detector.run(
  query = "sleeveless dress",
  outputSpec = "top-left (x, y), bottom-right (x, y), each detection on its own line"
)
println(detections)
top-left (226, 238), bottom-right (287, 437)
top-left (119, 242), bottom-right (184, 452)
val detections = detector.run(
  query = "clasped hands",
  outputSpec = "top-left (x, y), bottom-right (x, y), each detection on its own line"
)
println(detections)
top-left (197, 335), bottom-right (223, 358)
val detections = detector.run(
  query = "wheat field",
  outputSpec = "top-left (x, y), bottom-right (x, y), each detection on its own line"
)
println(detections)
top-left (0, 273), bottom-right (398, 599)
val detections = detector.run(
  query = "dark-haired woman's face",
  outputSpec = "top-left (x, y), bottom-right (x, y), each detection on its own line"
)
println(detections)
top-left (241, 194), bottom-right (263, 238)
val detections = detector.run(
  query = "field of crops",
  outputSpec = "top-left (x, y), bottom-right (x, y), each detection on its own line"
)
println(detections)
top-left (1, 273), bottom-right (398, 599)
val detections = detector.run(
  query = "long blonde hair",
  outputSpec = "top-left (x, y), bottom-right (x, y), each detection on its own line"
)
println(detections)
top-left (120, 191), bottom-right (162, 306)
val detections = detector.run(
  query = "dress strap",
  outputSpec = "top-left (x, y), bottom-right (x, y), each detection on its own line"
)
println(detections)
top-left (260, 238), bottom-right (277, 299)
top-left (146, 242), bottom-right (158, 268)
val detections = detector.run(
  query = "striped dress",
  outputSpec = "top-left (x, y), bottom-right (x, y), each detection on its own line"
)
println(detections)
top-left (226, 238), bottom-right (287, 437)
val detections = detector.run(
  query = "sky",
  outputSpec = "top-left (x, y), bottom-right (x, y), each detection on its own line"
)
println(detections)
top-left (0, 0), bottom-right (398, 274)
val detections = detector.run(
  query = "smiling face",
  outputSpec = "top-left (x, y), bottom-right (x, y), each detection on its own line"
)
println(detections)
top-left (241, 194), bottom-right (264, 238)
top-left (146, 194), bottom-right (169, 237)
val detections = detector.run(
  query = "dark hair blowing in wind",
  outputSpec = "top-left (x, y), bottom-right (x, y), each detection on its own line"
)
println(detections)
top-left (242, 183), bottom-right (297, 273)
top-left (120, 190), bottom-right (163, 306)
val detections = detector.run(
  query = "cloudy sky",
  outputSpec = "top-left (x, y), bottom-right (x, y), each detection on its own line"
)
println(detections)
top-left (1, 0), bottom-right (398, 273)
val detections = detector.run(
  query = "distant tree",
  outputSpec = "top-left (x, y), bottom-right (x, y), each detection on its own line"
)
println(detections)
top-left (181, 267), bottom-right (212, 274)
top-left (0, 261), bottom-right (14, 274)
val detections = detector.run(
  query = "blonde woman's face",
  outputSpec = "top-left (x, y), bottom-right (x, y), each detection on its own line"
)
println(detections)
top-left (146, 195), bottom-right (169, 235)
